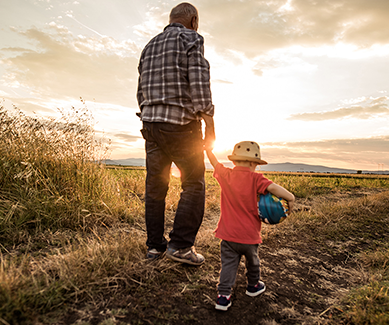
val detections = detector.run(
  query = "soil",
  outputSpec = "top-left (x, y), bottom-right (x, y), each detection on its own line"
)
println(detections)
top-left (62, 190), bottom-right (388, 325)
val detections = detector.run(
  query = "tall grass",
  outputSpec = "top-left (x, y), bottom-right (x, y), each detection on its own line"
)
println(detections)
top-left (0, 103), bottom-right (136, 245)
top-left (0, 103), bottom-right (148, 324)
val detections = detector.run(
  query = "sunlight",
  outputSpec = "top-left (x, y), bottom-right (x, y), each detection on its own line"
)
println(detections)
top-left (171, 165), bottom-right (181, 178)
top-left (278, 0), bottom-right (293, 12)
top-left (212, 138), bottom-right (233, 154)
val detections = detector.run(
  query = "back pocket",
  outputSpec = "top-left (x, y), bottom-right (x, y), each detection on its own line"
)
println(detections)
top-left (159, 129), bottom-right (197, 160)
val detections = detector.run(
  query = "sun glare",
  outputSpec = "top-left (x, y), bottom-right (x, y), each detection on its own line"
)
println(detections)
top-left (171, 166), bottom-right (181, 178)
top-left (212, 138), bottom-right (232, 154)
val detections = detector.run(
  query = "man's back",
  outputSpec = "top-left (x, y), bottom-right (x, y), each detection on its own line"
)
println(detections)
top-left (137, 23), bottom-right (213, 125)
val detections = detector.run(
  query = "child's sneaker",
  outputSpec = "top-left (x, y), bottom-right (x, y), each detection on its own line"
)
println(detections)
top-left (215, 295), bottom-right (232, 311)
top-left (246, 281), bottom-right (266, 297)
top-left (166, 247), bottom-right (205, 266)
top-left (146, 248), bottom-right (164, 260)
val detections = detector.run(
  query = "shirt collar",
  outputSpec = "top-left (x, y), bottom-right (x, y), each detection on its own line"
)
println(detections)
top-left (233, 166), bottom-right (252, 172)
top-left (164, 23), bottom-right (186, 31)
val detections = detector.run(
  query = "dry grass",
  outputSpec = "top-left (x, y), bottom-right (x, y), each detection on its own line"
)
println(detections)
top-left (0, 103), bottom-right (137, 244)
top-left (1, 103), bottom-right (389, 324)
top-left (0, 103), bottom-right (144, 323)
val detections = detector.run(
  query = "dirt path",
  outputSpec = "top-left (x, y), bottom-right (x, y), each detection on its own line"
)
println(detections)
top-left (63, 191), bottom-right (387, 325)
top-left (83, 237), bottom-right (362, 325)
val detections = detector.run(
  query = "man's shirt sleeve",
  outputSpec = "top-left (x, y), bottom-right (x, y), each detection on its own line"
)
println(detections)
top-left (137, 74), bottom-right (144, 108)
top-left (186, 34), bottom-right (214, 116)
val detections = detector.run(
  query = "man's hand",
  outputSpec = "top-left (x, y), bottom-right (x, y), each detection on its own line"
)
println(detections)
top-left (200, 113), bottom-right (215, 150)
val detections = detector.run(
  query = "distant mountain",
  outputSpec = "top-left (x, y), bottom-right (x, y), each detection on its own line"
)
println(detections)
top-left (260, 162), bottom-right (356, 174)
top-left (104, 158), bottom-right (146, 167)
top-left (260, 162), bottom-right (389, 175)
top-left (104, 158), bottom-right (388, 175)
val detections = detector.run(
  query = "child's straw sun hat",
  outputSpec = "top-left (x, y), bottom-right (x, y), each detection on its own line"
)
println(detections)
top-left (228, 141), bottom-right (267, 165)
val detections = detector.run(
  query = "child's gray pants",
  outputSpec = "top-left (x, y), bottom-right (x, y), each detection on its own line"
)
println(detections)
top-left (217, 240), bottom-right (261, 296)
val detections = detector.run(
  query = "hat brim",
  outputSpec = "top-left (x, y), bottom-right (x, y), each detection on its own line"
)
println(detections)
top-left (228, 155), bottom-right (268, 165)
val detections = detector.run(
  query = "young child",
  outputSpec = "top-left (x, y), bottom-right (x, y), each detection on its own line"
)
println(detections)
top-left (204, 141), bottom-right (295, 311)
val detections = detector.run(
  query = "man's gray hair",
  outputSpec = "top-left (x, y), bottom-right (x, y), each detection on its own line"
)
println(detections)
top-left (169, 2), bottom-right (198, 21)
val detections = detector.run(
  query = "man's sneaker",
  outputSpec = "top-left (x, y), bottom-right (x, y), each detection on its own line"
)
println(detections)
top-left (166, 246), bottom-right (205, 266)
top-left (246, 281), bottom-right (266, 297)
top-left (215, 295), bottom-right (232, 311)
top-left (146, 248), bottom-right (164, 260)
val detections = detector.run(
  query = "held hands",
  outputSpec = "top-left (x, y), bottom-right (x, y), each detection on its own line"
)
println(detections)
top-left (200, 113), bottom-right (215, 150)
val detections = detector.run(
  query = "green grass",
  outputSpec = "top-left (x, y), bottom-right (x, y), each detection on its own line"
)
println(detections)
top-left (263, 173), bottom-right (389, 198)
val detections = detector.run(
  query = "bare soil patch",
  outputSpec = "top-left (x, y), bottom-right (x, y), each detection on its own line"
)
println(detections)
top-left (62, 189), bottom-right (389, 325)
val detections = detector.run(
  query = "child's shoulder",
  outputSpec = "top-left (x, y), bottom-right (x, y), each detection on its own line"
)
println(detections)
top-left (214, 163), bottom-right (233, 178)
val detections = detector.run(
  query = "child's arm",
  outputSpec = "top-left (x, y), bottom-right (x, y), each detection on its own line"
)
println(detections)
top-left (205, 148), bottom-right (219, 169)
top-left (266, 183), bottom-right (295, 212)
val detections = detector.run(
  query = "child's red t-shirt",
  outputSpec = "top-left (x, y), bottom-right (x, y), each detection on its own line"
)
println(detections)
top-left (213, 164), bottom-right (273, 244)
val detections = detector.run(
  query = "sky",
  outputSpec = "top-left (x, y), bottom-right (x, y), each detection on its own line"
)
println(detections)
top-left (1, 0), bottom-right (389, 171)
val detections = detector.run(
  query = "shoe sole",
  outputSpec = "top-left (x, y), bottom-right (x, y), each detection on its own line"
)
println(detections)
top-left (246, 286), bottom-right (266, 297)
top-left (146, 252), bottom-right (164, 260)
top-left (215, 301), bottom-right (232, 311)
top-left (166, 253), bottom-right (204, 266)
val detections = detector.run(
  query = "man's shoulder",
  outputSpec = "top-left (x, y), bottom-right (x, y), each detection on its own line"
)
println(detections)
top-left (144, 24), bottom-right (199, 47)
top-left (164, 23), bottom-right (203, 41)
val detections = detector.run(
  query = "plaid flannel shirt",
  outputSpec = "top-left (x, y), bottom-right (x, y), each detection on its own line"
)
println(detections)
top-left (137, 23), bottom-right (214, 125)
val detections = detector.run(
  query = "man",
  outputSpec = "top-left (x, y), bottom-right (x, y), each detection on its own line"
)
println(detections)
top-left (137, 2), bottom-right (215, 265)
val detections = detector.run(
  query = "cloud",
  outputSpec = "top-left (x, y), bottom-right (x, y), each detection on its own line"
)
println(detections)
top-left (214, 135), bottom-right (389, 169)
top-left (9, 97), bottom-right (56, 114)
top-left (289, 96), bottom-right (389, 121)
top-left (262, 135), bottom-right (389, 168)
top-left (194, 0), bottom-right (389, 57)
top-left (1, 23), bottom-right (140, 108)
top-left (213, 79), bottom-right (234, 84)
top-left (272, 136), bottom-right (389, 153)
top-left (114, 133), bottom-right (141, 142)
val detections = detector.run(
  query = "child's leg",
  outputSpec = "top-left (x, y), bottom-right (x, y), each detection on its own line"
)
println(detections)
top-left (218, 240), bottom-right (241, 296)
top-left (244, 244), bottom-right (260, 287)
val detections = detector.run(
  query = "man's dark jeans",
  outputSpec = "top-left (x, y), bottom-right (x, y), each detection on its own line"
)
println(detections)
top-left (141, 120), bottom-right (205, 252)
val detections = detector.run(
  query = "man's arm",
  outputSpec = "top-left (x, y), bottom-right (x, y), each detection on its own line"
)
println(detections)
top-left (201, 113), bottom-right (218, 169)
top-left (136, 76), bottom-right (144, 117)
top-left (186, 33), bottom-right (214, 117)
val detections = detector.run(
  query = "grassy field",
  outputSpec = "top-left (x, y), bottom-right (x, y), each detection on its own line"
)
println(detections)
top-left (1, 104), bottom-right (389, 324)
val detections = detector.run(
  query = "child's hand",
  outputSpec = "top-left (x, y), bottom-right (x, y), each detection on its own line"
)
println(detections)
top-left (204, 147), bottom-right (219, 169)
top-left (287, 199), bottom-right (294, 213)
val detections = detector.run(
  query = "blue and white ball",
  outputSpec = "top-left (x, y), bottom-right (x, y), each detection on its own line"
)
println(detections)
top-left (258, 193), bottom-right (289, 225)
